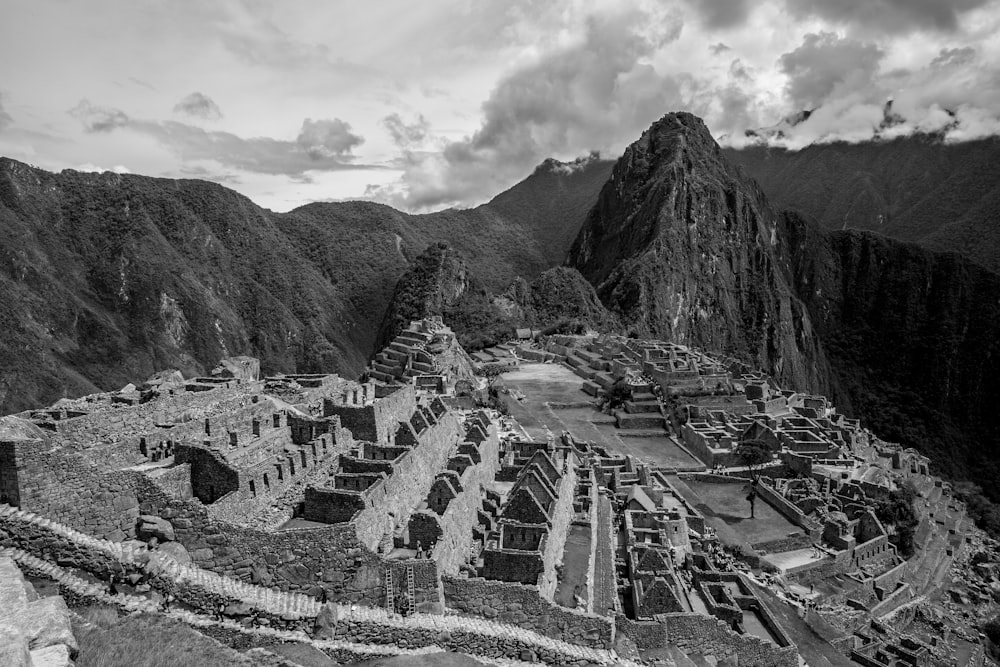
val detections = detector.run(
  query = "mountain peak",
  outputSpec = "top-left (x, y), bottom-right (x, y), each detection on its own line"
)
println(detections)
top-left (567, 111), bottom-right (827, 393)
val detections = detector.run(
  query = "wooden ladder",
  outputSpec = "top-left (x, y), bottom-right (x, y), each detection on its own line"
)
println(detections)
top-left (406, 565), bottom-right (416, 609)
top-left (385, 568), bottom-right (394, 611)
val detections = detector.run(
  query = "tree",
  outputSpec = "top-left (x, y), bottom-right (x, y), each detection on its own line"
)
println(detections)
top-left (735, 441), bottom-right (772, 483)
top-left (735, 441), bottom-right (772, 519)
top-left (476, 362), bottom-right (511, 389)
top-left (605, 379), bottom-right (632, 411)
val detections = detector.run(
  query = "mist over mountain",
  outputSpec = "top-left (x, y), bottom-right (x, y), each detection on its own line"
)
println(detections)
top-left (725, 134), bottom-right (1000, 273)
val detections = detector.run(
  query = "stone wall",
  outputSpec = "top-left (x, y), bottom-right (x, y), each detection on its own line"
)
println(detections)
top-left (133, 475), bottom-right (391, 604)
top-left (852, 535), bottom-right (890, 567)
top-left (433, 424), bottom-right (501, 575)
top-left (323, 385), bottom-right (416, 444)
top-left (174, 445), bottom-right (239, 504)
top-left (539, 460), bottom-right (578, 600)
top-left (660, 612), bottom-right (798, 667)
top-left (7, 440), bottom-right (139, 541)
top-left (353, 411), bottom-right (464, 552)
top-left (443, 575), bottom-right (615, 649)
top-left (615, 617), bottom-right (666, 650)
top-left (0, 442), bottom-right (19, 506)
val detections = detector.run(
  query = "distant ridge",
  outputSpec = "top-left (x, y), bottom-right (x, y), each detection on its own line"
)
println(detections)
top-left (0, 154), bottom-right (609, 414)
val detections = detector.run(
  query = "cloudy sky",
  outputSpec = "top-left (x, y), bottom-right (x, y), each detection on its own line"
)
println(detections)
top-left (1, 0), bottom-right (998, 212)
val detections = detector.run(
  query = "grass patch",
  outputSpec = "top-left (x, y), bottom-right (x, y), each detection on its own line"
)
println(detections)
top-left (73, 607), bottom-right (254, 667)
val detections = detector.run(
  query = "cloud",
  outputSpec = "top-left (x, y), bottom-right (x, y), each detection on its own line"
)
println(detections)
top-left (733, 36), bottom-right (1000, 150)
top-left (296, 118), bottom-right (363, 158)
top-left (382, 113), bottom-right (429, 148)
top-left (782, 0), bottom-right (994, 34)
top-left (128, 77), bottom-right (156, 91)
top-left (68, 99), bottom-right (131, 133)
top-left (0, 94), bottom-right (12, 131)
top-left (173, 92), bottom-right (223, 120)
top-left (779, 32), bottom-right (884, 109)
top-left (931, 46), bottom-right (977, 68)
top-left (68, 99), bottom-right (369, 177)
top-left (682, 0), bottom-right (753, 29)
top-left (369, 8), bottom-right (689, 210)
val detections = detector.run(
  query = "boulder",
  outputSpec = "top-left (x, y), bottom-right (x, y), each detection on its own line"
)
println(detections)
top-left (142, 369), bottom-right (185, 392)
top-left (312, 603), bottom-right (340, 640)
top-left (12, 596), bottom-right (78, 656)
top-left (0, 623), bottom-right (30, 667)
top-left (158, 542), bottom-right (191, 564)
top-left (138, 515), bottom-right (175, 542)
top-left (0, 557), bottom-right (31, 609)
top-left (250, 562), bottom-right (273, 586)
top-left (224, 602), bottom-right (252, 617)
top-left (211, 356), bottom-right (260, 382)
top-left (29, 644), bottom-right (72, 667)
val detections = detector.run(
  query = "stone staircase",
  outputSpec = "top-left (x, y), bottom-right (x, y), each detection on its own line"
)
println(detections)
top-left (369, 326), bottom-right (441, 384)
top-left (0, 504), bottom-right (641, 665)
top-left (0, 546), bottom-right (534, 667)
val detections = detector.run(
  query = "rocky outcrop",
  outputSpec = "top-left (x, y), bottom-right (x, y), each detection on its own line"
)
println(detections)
top-left (0, 556), bottom-right (77, 666)
top-left (210, 356), bottom-right (260, 382)
top-left (568, 112), bottom-right (829, 393)
top-left (376, 243), bottom-right (473, 349)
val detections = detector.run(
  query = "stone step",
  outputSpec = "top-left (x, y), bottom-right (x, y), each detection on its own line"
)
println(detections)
top-left (624, 399), bottom-right (661, 414)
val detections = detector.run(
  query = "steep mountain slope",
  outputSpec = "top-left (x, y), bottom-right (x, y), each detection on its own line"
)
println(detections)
top-left (568, 112), bottom-right (830, 394)
top-left (0, 154), bottom-right (606, 414)
top-left (779, 213), bottom-right (1000, 496)
top-left (0, 163), bottom-right (372, 414)
top-left (725, 137), bottom-right (1000, 273)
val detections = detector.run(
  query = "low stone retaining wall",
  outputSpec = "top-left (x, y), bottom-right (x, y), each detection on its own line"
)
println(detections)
top-left (443, 576), bottom-right (615, 649)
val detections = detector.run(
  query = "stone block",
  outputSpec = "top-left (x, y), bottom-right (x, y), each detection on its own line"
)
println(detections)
top-left (29, 644), bottom-right (72, 667)
top-left (0, 557), bottom-right (31, 609)
top-left (0, 624), bottom-right (30, 667)
top-left (138, 515), bottom-right (175, 543)
top-left (158, 542), bottom-right (191, 564)
top-left (8, 597), bottom-right (78, 655)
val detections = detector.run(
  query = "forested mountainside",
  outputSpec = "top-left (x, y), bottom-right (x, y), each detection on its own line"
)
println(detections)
top-left (725, 136), bottom-right (1000, 273)
top-left (376, 242), bottom-right (617, 352)
top-left (0, 155), bottom-right (608, 414)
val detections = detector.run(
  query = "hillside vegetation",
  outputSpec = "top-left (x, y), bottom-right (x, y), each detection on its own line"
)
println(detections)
top-left (0, 156), bottom-right (608, 414)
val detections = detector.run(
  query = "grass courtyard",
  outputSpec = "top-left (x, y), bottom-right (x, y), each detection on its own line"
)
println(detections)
top-left (500, 363), bottom-right (702, 469)
top-left (681, 480), bottom-right (804, 546)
